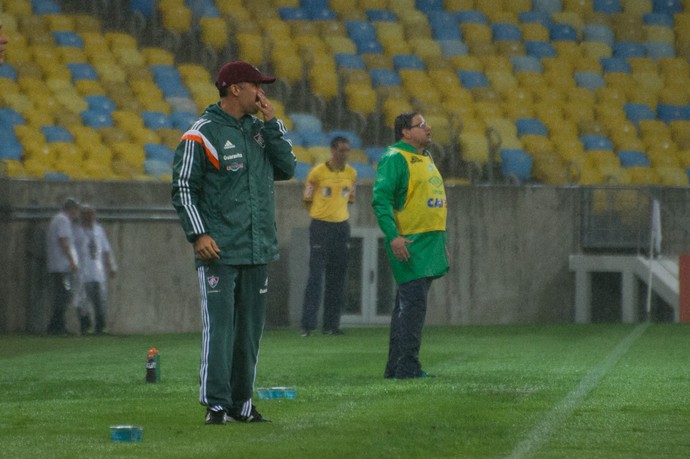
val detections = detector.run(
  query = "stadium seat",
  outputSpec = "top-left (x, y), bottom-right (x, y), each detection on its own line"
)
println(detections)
top-left (594, 0), bottom-right (622, 13)
top-left (457, 70), bottom-right (489, 89)
top-left (516, 118), bottom-right (549, 136)
top-left (525, 41), bottom-right (557, 58)
top-left (618, 150), bottom-right (651, 167)
top-left (500, 148), bottom-right (533, 181)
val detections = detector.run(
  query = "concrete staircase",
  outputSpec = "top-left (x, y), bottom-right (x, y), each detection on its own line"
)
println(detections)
top-left (569, 255), bottom-right (679, 323)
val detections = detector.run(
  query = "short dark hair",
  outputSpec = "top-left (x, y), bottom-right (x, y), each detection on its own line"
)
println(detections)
top-left (394, 112), bottom-right (419, 141)
top-left (330, 136), bottom-right (349, 149)
top-left (219, 86), bottom-right (228, 98)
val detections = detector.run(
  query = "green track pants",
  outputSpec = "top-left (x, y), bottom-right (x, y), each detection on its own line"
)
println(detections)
top-left (197, 263), bottom-right (267, 413)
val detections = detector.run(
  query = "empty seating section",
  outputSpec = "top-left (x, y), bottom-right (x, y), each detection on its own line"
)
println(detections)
top-left (1, 0), bottom-right (690, 184)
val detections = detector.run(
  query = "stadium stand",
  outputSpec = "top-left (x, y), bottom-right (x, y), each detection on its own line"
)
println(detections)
top-left (0, 0), bottom-right (689, 185)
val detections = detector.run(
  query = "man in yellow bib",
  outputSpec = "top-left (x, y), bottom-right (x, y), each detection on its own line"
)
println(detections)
top-left (300, 136), bottom-right (357, 336)
top-left (373, 112), bottom-right (449, 379)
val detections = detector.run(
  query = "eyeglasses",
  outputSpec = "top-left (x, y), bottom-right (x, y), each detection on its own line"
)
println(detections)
top-left (409, 121), bottom-right (427, 129)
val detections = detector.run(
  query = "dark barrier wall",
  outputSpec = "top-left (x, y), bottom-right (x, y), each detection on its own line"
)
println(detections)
top-left (2, 178), bottom-right (687, 333)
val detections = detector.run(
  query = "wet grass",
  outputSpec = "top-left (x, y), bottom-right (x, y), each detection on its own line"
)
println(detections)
top-left (1, 324), bottom-right (689, 458)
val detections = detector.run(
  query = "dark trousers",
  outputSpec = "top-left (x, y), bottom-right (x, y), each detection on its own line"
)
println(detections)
top-left (384, 277), bottom-right (433, 379)
top-left (198, 263), bottom-right (267, 413)
top-left (301, 219), bottom-right (350, 332)
top-left (47, 272), bottom-right (74, 334)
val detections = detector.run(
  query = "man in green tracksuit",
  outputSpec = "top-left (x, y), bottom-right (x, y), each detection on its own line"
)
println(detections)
top-left (372, 112), bottom-right (449, 379)
top-left (171, 61), bottom-right (295, 424)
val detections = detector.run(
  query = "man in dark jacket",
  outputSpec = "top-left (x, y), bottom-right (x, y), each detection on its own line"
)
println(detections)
top-left (171, 61), bottom-right (295, 425)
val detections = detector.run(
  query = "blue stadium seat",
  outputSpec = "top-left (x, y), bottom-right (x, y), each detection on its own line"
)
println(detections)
top-left (549, 23), bottom-right (577, 41)
top-left (187, 0), bottom-right (219, 18)
top-left (500, 149), bottom-right (533, 182)
top-left (652, 0), bottom-right (683, 14)
top-left (366, 9), bottom-right (397, 22)
top-left (0, 63), bottom-right (17, 80)
top-left (328, 130), bottom-right (362, 149)
top-left (393, 54), bottom-right (425, 70)
top-left (428, 11), bottom-right (461, 40)
top-left (81, 110), bottom-right (114, 128)
top-left (574, 71), bottom-right (605, 90)
top-left (85, 95), bottom-right (116, 112)
top-left (532, 0), bottom-right (563, 14)
top-left (0, 108), bottom-right (24, 127)
top-left (294, 161), bottom-right (312, 180)
top-left (457, 70), bottom-right (489, 89)
top-left (518, 11), bottom-right (551, 26)
top-left (151, 65), bottom-right (190, 98)
top-left (346, 21), bottom-right (378, 43)
top-left (612, 42), bottom-right (646, 58)
top-left (601, 57), bottom-right (631, 73)
top-left (645, 41), bottom-right (675, 59)
top-left (364, 146), bottom-right (387, 164)
top-left (493, 23), bottom-right (523, 41)
top-left (525, 41), bottom-right (557, 58)
top-left (285, 131), bottom-right (303, 147)
top-left (643, 12), bottom-right (674, 27)
top-left (0, 141), bottom-right (22, 161)
top-left (657, 104), bottom-right (688, 123)
top-left (144, 159), bottom-right (171, 178)
top-left (580, 134), bottom-right (614, 150)
top-left (352, 162), bottom-right (377, 180)
top-left (301, 0), bottom-right (329, 9)
top-left (41, 126), bottom-right (73, 142)
top-left (593, 0), bottom-right (622, 13)
top-left (516, 118), bottom-right (548, 136)
top-left (370, 69), bottom-right (402, 87)
top-left (335, 54), bottom-right (366, 70)
top-left (439, 40), bottom-right (468, 57)
top-left (301, 130), bottom-right (329, 147)
top-left (129, 0), bottom-right (155, 18)
top-left (290, 113), bottom-right (323, 133)
top-left (142, 111), bottom-right (172, 130)
top-left (618, 151), bottom-right (650, 167)
top-left (456, 10), bottom-right (488, 24)
top-left (67, 63), bottom-right (98, 82)
top-left (624, 103), bottom-right (656, 125)
top-left (511, 56), bottom-right (543, 73)
top-left (355, 40), bottom-right (384, 55)
top-left (278, 7), bottom-right (308, 20)
top-left (31, 0), bottom-right (61, 14)
top-left (415, 0), bottom-right (444, 13)
top-left (307, 7), bottom-right (336, 20)
top-left (169, 111), bottom-right (198, 131)
top-left (583, 24), bottom-right (615, 45)
top-left (144, 143), bottom-right (175, 163)
top-left (52, 31), bottom-right (84, 48)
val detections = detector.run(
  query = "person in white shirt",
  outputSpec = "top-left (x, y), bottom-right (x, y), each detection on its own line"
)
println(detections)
top-left (74, 205), bottom-right (117, 335)
top-left (46, 198), bottom-right (80, 335)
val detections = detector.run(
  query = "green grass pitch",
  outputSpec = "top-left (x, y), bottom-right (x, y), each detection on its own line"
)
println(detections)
top-left (1, 324), bottom-right (689, 458)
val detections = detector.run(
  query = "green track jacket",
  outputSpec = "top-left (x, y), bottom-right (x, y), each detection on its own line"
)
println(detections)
top-left (171, 103), bottom-right (296, 267)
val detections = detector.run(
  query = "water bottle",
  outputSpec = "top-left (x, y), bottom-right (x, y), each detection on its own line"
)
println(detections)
top-left (145, 348), bottom-right (159, 383)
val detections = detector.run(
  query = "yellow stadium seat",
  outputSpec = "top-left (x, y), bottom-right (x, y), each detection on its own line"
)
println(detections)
top-left (459, 132), bottom-right (489, 165)
top-left (656, 167), bottom-right (690, 186)
top-left (158, 128), bottom-right (183, 149)
top-left (564, 0), bottom-right (593, 14)
top-left (521, 23), bottom-right (549, 42)
top-left (343, 87), bottom-right (376, 117)
top-left (425, 114), bottom-right (452, 145)
top-left (141, 47), bottom-right (175, 66)
top-left (199, 17), bottom-right (228, 51)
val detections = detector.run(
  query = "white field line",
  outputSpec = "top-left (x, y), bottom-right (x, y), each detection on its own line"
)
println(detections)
top-left (507, 323), bottom-right (651, 459)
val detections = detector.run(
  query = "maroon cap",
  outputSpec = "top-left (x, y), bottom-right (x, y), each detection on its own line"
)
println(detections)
top-left (215, 61), bottom-right (276, 89)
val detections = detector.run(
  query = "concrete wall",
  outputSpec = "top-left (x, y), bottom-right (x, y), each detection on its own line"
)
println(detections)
top-left (3, 178), bottom-right (684, 334)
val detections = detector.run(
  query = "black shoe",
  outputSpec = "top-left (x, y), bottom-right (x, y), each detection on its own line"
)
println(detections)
top-left (300, 329), bottom-right (311, 337)
top-left (228, 405), bottom-right (270, 423)
top-left (205, 408), bottom-right (228, 425)
top-left (323, 329), bottom-right (344, 336)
